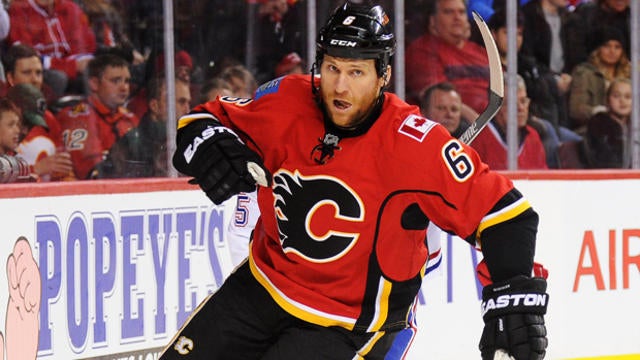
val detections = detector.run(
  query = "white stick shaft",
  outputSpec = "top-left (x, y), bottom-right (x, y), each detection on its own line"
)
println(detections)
top-left (458, 11), bottom-right (504, 145)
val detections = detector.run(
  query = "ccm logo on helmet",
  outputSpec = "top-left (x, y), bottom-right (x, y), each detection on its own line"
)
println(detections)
top-left (481, 293), bottom-right (548, 316)
top-left (183, 125), bottom-right (240, 163)
top-left (330, 39), bottom-right (357, 47)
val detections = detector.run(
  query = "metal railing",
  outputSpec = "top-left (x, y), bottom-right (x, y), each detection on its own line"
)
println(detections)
top-left (160, 1), bottom-right (639, 172)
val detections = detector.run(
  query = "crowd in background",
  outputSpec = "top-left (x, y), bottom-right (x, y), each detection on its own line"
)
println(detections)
top-left (0, 0), bottom-right (635, 183)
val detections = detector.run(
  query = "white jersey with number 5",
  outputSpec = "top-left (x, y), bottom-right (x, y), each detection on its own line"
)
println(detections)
top-left (227, 191), bottom-right (260, 267)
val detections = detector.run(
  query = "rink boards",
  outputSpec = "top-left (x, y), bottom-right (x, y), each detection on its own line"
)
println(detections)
top-left (0, 172), bottom-right (638, 360)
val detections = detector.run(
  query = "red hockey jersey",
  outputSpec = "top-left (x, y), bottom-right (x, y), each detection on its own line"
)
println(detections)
top-left (57, 96), bottom-right (138, 179)
top-left (180, 74), bottom-right (529, 332)
top-left (8, 0), bottom-right (96, 79)
top-left (471, 123), bottom-right (548, 170)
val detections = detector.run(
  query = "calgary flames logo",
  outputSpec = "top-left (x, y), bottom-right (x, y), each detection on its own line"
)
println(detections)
top-left (173, 336), bottom-right (194, 355)
top-left (272, 170), bottom-right (364, 262)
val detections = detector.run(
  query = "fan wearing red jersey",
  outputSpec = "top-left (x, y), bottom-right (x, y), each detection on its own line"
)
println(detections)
top-left (56, 54), bottom-right (138, 179)
top-left (163, 2), bottom-right (548, 359)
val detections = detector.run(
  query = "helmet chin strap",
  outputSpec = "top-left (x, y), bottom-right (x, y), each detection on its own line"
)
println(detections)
top-left (311, 91), bottom-right (385, 165)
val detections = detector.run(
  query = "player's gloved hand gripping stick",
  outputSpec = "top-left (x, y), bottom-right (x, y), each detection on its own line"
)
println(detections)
top-left (480, 276), bottom-right (548, 360)
top-left (465, 12), bottom-right (548, 360)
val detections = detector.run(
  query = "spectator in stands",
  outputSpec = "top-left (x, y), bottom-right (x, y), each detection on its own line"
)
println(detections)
top-left (219, 64), bottom-right (258, 99)
top-left (488, 7), bottom-right (570, 132)
top-left (0, 99), bottom-right (37, 183)
top-left (405, 0), bottom-right (489, 122)
top-left (419, 82), bottom-right (469, 138)
top-left (76, 0), bottom-right (145, 66)
top-left (3, 45), bottom-right (44, 91)
top-left (129, 49), bottom-right (195, 118)
top-left (521, 0), bottom-right (572, 74)
top-left (583, 77), bottom-right (632, 168)
top-left (199, 77), bottom-right (233, 103)
top-left (520, 0), bottom-right (573, 111)
top-left (56, 54), bottom-right (138, 179)
top-left (0, 99), bottom-right (22, 156)
top-left (564, 0), bottom-right (630, 73)
top-left (488, 6), bottom-right (580, 168)
top-left (7, 0), bottom-right (97, 96)
top-left (471, 74), bottom-right (548, 170)
top-left (2, 44), bottom-right (76, 176)
top-left (8, 84), bottom-right (73, 181)
top-left (152, 50), bottom-right (194, 84)
top-left (100, 77), bottom-right (190, 178)
top-left (253, 0), bottom-right (305, 84)
top-left (568, 26), bottom-right (630, 134)
top-left (3, 44), bottom-right (62, 131)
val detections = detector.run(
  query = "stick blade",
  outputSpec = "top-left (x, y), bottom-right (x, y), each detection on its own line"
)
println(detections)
top-left (472, 11), bottom-right (504, 98)
top-left (458, 11), bottom-right (505, 145)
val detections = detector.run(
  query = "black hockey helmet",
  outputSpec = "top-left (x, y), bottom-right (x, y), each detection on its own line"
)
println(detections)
top-left (315, 1), bottom-right (396, 77)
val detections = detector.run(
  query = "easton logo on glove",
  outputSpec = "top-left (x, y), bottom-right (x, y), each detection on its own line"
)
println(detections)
top-left (173, 117), bottom-right (271, 205)
top-left (479, 276), bottom-right (549, 360)
top-left (481, 276), bottom-right (548, 320)
top-left (184, 126), bottom-right (242, 163)
top-left (481, 293), bottom-right (548, 317)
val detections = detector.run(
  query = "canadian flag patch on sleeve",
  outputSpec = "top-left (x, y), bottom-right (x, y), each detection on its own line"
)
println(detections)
top-left (398, 114), bottom-right (436, 142)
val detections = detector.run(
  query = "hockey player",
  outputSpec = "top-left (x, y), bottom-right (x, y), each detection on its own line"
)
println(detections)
top-left (164, 2), bottom-right (548, 359)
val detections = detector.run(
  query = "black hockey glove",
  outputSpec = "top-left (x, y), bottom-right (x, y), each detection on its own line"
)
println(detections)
top-left (173, 119), bottom-right (271, 205)
top-left (479, 276), bottom-right (548, 360)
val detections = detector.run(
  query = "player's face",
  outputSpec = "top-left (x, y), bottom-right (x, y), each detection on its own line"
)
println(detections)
top-left (319, 55), bottom-right (387, 129)
top-left (607, 81), bottom-right (632, 119)
top-left (423, 89), bottom-right (462, 135)
top-left (91, 66), bottom-right (131, 110)
top-left (7, 56), bottom-right (44, 89)
top-left (0, 110), bottom-right (21, 154)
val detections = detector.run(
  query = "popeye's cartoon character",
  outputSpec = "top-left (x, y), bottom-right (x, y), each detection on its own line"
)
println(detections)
top-left (2, 236), bottom-right (41, 360)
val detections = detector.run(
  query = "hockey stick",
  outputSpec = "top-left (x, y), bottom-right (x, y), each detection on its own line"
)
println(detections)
top-left (462, 12), bottom-right (513, 360)
top-left (458, 11), bottom-right (504, 145)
